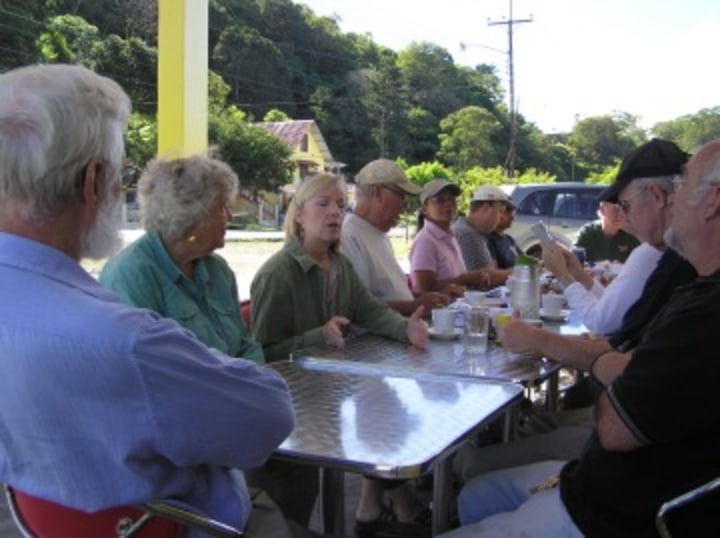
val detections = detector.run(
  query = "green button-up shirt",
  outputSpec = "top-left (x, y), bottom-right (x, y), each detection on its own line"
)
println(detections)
top-left (250, 237), bottom-right (409, 362)
top-left (100, 231), bottom-right (264, 364)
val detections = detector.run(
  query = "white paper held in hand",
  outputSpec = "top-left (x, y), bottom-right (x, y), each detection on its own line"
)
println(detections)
top-left (530, 220), bottom-right (555, 248)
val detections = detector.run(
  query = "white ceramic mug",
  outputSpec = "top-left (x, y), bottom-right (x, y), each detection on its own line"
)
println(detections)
top-left (541, 293), bottom-right (564, 316)
top-left (431, 308), bottom-right (455, 335)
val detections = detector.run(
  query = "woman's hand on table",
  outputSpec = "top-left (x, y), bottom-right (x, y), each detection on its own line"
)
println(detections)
top-left (440, 283), bottom-right (465, 299)
top-left (414, 291), bottom-right (450, 312)
top-left (407, 306), bottom-right (429, 349)
top-left (322, 316), bottom-right (350, 348)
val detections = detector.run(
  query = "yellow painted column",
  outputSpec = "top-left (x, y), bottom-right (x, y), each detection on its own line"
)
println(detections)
top-left (157, 0), bottom-right (208, 157)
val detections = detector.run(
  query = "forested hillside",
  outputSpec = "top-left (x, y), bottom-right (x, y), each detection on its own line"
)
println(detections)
top-left (1, 0), bottom-right (718, 189)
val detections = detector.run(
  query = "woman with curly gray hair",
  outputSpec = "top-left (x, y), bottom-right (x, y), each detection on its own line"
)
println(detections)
top-left (100, 155), bottom-right (263, 364)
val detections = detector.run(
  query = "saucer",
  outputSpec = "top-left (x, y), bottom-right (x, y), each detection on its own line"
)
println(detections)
top-left (429, 327), bottom-right (463, 340)
top-left (539, 309), bottom-right (570, 322)
top-left (481, 297), bottom-right (507, 307)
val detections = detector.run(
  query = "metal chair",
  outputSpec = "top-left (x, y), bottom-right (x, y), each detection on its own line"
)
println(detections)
top-left (656, 476), bottom-right (720, 538)
top-left (5, 485), bottom-right (245, 537)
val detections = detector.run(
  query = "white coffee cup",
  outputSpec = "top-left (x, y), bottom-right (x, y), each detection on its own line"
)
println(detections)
top-left (431, 308), bottom-right (455, 335)
top-left (464, 290), bottom-right (487, 306)
top-left (541, 293), bottom-right (564, 316)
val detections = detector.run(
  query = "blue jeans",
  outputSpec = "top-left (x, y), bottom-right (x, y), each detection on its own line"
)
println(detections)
top-left (440, 461), bottom-right (582, 538)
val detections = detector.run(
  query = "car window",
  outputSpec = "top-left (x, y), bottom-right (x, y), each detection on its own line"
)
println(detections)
top-left (517, 190), bottom-right (555, 217)
top-left (553, 191), bottom-right (600, 219)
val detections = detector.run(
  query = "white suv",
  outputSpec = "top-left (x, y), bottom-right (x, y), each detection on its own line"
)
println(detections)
top-left (500, 183), bottom-right (606, 257)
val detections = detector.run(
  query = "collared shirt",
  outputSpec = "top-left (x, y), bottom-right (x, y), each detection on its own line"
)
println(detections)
top-left (250, 237), bottom-right (409, 363)
top-left (451, 216), bottom-right (496, 270)
top-left (341, 213), bottom-right (414, 302)
top-left (0, 233), bottom-right (294, 529)
top-left (409, 219), bottom-right (467, 291)
top-left (100, 231), bottom-right (263, 364)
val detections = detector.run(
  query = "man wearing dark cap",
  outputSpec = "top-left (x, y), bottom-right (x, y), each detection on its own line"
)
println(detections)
top-left (442, 140), bottom-right (720, 538)
top-left (454, 138), bottom-right (696, 480)
top-left (342, 158), bottom-right (450, 315)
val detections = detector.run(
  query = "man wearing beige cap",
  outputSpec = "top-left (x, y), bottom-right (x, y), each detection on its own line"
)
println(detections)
top-left (451, 184), bottom-right (512, 286)
top-left (342, 158), bottom-right (450, 314)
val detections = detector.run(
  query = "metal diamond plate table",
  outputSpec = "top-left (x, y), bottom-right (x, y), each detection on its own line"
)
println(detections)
top-left (294, 331), bottom-right (563, 409)
top-left (270, 360), bottom-right (524, 536)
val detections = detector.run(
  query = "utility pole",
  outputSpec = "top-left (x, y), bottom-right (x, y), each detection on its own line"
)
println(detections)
top-left (488, 0), bottom-right (532, 178)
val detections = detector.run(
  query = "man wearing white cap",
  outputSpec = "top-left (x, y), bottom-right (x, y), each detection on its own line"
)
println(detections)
top-left (342, 159), bottom-right (450, 314)
top-left (451, 185), bottom-right (512, 286)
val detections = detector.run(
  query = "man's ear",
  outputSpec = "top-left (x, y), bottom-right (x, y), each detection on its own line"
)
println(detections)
top-left (79, 159), bottom-right (103, 208)
top-left (649, 184), bottom-right (671, 208)
top-left (703, 185), bottom-right (720, 220)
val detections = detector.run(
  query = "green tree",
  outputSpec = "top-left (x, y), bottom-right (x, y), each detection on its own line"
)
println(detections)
top-left (437, 106), bottom-right (503, 171)
top-left (569, 113), bottom-right (646, 173)
top-left (212, 24), bottom-right (292, 116)
top-left (359, 59), bottom-right (408, 158)
top-left (36, 14), bottom-right (101, 65)
top-left (209, 112), bottom-right (294, 198)
top-left (404, 161), bottom-right (453, 187)
top-left (405, 106), bottom-right (440, 164)
top-left (0, 1), bottom-right (46, 69)
top-left (125, 112), bottom-right (157, 169)
top-left (653, 107), bottom-right (720, 152)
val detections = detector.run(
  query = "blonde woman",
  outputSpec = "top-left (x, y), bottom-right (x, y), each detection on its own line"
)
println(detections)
top-left (251, 172), bottom-right (431, 536)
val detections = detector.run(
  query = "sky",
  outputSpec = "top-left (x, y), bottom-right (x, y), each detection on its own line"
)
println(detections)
top-left (297, 0), bottom-right (720, 134)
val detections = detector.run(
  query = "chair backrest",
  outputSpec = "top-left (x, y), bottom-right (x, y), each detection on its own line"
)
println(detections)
top-left (656, 476), bottom-right (720, 538)
top-left (5, 485), bottom-right (246, 538)
top-left (5, 485), bottom-right (183, 538)
top-left (240, 300), bottom-right (253, 331)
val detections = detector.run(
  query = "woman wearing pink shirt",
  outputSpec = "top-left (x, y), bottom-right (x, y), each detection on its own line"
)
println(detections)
top-left (410, 179), bottom-right (492, 295)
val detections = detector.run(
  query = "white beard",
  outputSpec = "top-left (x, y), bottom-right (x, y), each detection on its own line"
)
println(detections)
top-left (80, 188), bottom-right (123, 260)
top-left (664, 226), bottom-right (686, 258)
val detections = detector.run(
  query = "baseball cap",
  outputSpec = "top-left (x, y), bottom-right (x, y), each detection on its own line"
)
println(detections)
top-left (355, 159), bottom-right (422, 195)
top-left (599, 138), bottom-right (690, 203)
top-left (471, 184), bottom-right (510, 203)
top-left (419, 179), bottom-right (461, 205)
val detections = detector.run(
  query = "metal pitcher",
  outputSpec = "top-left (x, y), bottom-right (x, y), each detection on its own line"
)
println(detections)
top-left (510, 265), bottom-right (540, 319)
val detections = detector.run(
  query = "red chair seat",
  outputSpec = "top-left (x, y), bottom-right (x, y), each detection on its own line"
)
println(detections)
top-left (240, 300), bottom-right (252, 330)
top-left (10, 488), bottom-right (184, 538)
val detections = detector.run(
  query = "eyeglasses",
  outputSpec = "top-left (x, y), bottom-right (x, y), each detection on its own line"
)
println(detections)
top-left (616, 188), bottom-right (646, 214)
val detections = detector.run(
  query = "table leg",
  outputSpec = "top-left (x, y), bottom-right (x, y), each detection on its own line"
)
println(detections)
top-left (502, 407), bottom-right (518, 442)
top-left (432, 457), bottom-right (452, 535)
top-left (546, 372), bottom-right (559, 412)
top-left (321, 467), bottom-right (345, 536)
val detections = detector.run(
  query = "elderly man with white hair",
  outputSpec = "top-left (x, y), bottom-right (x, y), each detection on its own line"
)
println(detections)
top-left (0, 64), bottom-right (299, 537)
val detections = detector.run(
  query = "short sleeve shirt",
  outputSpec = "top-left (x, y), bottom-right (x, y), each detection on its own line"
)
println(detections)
top-left (409, 219), bottom-right (467, 291)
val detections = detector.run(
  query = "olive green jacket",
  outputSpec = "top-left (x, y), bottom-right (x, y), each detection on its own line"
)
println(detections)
top-left (250, 237), bottom-right (408, 362)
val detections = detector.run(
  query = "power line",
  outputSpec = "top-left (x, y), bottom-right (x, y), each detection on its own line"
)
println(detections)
top-left (488, 0), bottom-right (532, 178)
